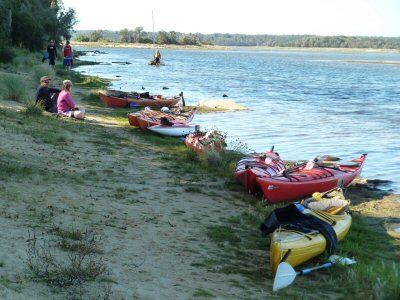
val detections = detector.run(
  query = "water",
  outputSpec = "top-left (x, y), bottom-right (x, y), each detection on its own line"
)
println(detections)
top-left (75, 47), bottom-right (400, 192)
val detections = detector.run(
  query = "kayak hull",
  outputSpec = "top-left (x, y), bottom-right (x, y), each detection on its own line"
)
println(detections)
top-left (99, 91), bottom-right (181, 108)
top-left (235, 151), bottom-right (286, 194)
top-left (148, 124), bottom-right (196, 137)
top-left (270, 211), bottom-right (351, 274)
top-left (257, 154), bottom-right (367, 203)
top-left (135, 109), bottom-right (196, 131)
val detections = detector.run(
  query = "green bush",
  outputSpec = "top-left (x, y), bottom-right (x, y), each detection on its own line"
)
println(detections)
top-left (33, 64), bottom-right (50, 84)
top-left (2, 76), bottom-right (26, 101)
top-left (0, 46), bottom-right (14, 63)
top-left (22, 100), bottom-right (44, 116)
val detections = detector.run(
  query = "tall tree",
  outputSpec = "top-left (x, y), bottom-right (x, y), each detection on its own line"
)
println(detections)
top-left (2, 0), bottom-right (76, 50)
top-left (134, 26), bottom-right (143, 43)
top-left (120, 28), bottom-right (131, 43)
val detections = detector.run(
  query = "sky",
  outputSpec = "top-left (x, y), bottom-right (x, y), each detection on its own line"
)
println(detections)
top-left (61, 0), bottom-right (400, 37)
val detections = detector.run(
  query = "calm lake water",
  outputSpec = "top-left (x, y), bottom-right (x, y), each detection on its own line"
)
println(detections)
top-left (75, 47), bottom-right (400, 192)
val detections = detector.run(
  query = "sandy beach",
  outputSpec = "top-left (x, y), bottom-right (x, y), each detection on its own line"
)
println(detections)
top-left (0, 54), bottom-right (399, 299)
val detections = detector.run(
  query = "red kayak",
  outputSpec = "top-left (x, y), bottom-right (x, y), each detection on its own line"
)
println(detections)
top-left (185, 129), bottom-right (226, 154)
top-left (235, 147), bottom-right (286, 194)
top-left (135, 108), bottom-right (196, 131)
top-left (99, 91), bottom-right (182, 108)
top-left (99, 91), bottom-right (129, 107)
top-left (256, 153), bottom-right (367, 203)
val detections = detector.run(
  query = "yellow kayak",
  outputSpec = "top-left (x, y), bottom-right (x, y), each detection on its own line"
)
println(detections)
top-left (270, 208), bottom-right (352, 274)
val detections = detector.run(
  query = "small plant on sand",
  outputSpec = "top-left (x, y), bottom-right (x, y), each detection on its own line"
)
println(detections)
top-left (22, 99), bottom-right (44, 116)
top-left (2, 76), bottom-right (26, 101)
top-left (185, 148), bottom-right (199, 163)
top-left (204, 151), bottom-right (223, 168)
top-left (26, 227), bottom-right (109, 298)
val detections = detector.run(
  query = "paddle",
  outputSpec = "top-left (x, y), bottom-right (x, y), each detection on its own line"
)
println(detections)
top-left (273, 250), bottom-right (356, 292)
top-left (179, 92), bottom-right (186, 107)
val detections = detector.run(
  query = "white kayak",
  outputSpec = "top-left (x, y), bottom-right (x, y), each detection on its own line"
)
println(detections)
top-left (148, 124), bottom-right (197, 137)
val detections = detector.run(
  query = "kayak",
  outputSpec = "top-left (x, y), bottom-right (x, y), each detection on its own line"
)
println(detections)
top-left (127, 112), bottom-right (141, 127)
top-left (135, 108), bottom-right (196, 131)
top-left (185, 130), bottom-right (226, 154)
top-left (99, 91), bottom-right (129, 107)
top-left (268, 191), bottom-right (351, 274)
top-left (148, 123), bottom-right (196, 137)
top-left (235, 147), bottom-right (286, 194)
top-left (99, 90), bottom-right (182, 108)
top-left (269, 209), bottom-right (351, 274)
top-left (256, 153), bottom-right (367, 203)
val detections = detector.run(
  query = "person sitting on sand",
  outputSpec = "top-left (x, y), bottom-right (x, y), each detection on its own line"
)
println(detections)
top-left (35, 76), bottom-right (60, 113)
top-left (57, 80), bottom-right (85, 120)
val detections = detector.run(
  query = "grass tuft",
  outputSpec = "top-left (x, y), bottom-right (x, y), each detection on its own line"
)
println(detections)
top-left (2, 76), bottom-right (26, 102)
top-left (26, 228), bottom-right (107, 288)
top-left (22, 99), bottom-right (44, 116)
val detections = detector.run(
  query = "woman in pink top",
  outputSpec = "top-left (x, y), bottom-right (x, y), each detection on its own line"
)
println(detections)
top-left (57, 80), bottom-right (85, 119)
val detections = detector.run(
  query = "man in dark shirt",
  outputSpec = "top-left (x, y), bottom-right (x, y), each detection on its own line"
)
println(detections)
top-left (35, 76), bottom-right (60, 113)
top-left (47, 40), bottom-right (57, 71)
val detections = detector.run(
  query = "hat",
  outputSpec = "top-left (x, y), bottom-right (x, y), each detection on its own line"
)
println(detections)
top-left (40, 76), bottom-right (50, 82)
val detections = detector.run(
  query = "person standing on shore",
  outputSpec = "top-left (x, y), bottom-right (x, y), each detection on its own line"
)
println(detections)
top-left (35, 76), bottom-right (60, 113)
top-left (63, 40), bottom-right (73, 71)
top-left (47, 40), bottom-right (57, 71)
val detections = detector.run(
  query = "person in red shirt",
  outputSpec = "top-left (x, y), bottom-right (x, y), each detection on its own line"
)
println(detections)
top-left (63, 40), bottom-right (73, 71)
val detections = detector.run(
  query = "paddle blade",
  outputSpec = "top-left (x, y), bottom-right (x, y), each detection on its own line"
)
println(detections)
top-left (273, 262), bottom-right (297, 292)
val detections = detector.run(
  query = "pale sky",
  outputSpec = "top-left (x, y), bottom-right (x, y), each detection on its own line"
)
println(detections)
top-left (62, 0), bottom-right (400, 37)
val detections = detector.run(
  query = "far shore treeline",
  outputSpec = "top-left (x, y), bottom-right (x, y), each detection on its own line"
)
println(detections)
top-left (74, 29), bottom-right (400, 49)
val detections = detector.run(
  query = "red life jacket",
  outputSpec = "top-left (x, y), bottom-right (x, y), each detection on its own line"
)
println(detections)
top-left (64, 45), bottom-right (72, 57)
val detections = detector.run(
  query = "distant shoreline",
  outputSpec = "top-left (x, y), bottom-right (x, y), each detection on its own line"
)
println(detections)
top-left (72, 41), bottom-right (400, 53)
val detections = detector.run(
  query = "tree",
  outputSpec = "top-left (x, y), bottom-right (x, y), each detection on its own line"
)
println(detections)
top-left (0, 1), bottom-right (11, 43)
top-left (134, 26), bottom-right (143, 43)
top-left (120, 28), bottom-right (131, 43)
top-left (181, 33), bottom-right (200, 45)
top-left (90, 30), bottom-right (104, 42)
top-left (2, 0), bottom-right (76, 50)
top-left (168, 31), bottom-right (178, 44)
top-left (157, 30), bottom-right (169, 44)
top-left (74, 34), bottom-right (90, 42)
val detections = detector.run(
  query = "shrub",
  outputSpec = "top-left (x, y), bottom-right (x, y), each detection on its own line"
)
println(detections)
top-left (0, 46), bottom-right (14, 63)
top-left (204, 151), bottom-right (223, 168)
top-left (2, 76), bottom-right (26, 101)
top-left (22, 100), bottom-right (44, 116)
top-left (26, 228), bottom-right (108, 288)
top-left (185, 149), bottom-right (199, 163)
top-left (32, 64), bottom-right (50, 84)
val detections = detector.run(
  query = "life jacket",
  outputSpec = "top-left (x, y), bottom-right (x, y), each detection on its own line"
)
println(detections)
top-left (260, 203), bottom-right (339, 255)
top-left (64, 45), bottom-right (73, 57)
